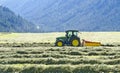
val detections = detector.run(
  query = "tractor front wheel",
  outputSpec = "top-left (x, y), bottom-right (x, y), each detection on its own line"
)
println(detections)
top-left (71, 39), bottom-right (80, 47)
top-left (55, 40), bottom-right (64, 47)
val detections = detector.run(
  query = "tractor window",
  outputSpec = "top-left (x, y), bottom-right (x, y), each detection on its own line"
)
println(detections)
top-left (73, 32), bottom-right (78, 36)
top-left (67, 32), bottom-right (72, 38)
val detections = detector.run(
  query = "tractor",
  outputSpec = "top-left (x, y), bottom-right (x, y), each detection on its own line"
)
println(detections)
top-left (55, 30), bottom-right (101, 47)
top-left (55, 30), bottom-right (81, 47)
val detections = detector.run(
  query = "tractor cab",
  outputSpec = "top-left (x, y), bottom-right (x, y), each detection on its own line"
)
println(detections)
top-left (65, 30), bottom-right (78, 38)
top-left (55, 30), bottom-right (81, 47)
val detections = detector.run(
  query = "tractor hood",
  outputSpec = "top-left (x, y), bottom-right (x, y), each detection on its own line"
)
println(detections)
top-left (56, 36), bottom-right (66, 40)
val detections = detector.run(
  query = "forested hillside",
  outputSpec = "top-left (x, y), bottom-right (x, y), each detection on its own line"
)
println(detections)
top-left (0, 6), bottom-right (39, 32)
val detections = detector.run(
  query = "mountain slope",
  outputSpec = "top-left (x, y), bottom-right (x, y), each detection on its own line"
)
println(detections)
top-left (1, 0), bottom-right (120, 32)
top-left (0, 6), bottom-right (39, 32)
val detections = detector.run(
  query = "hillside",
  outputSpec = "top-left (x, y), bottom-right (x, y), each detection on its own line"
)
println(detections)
top-left (0, 6), bottom-right (40, 32)
top-left (1, 0), bottom-right (120, 32)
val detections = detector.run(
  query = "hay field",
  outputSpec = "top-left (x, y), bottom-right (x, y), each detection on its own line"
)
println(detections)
top-left (0, 32), bottom-right (120, 73)
top-left (0, 32), bottom-right (120, 45)
top-left (0, 46), bottom-right (120, 73)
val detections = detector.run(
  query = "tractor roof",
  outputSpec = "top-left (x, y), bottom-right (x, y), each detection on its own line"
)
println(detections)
top-left (65, 30), bottom-right (79, 32)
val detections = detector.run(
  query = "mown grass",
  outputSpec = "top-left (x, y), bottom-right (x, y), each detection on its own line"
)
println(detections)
top-left (0, 46), bottom-right (120, 72)
top-left (0, 42), bottom-right (52, 47)
top-left (0, 64), bottom-right (120, 73)
top-left (0, 32), bottom-right (120, 72)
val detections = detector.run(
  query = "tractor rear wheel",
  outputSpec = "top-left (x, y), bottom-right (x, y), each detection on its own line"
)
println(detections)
top-left (71, 39), bottom-right (80, 47)
top-left (55, 40), bottom-right (64, 47)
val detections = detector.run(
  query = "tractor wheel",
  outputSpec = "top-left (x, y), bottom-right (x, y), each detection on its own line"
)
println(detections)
top-left (71, 38), bottom-right (80, 47)
top-left (55, 40), bottom-right (64, 47)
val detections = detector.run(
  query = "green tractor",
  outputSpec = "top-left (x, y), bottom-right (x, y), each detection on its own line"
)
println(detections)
top-left (55, 30), bottom-right (81, 47)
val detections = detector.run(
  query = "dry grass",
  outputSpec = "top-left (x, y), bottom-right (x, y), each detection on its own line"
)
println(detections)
top-left (0, 32), bottom-right (120, 72)
top-left (0, 46), bottom-right (120, 72)
top-left (0, 32), bottom-right (120, 45)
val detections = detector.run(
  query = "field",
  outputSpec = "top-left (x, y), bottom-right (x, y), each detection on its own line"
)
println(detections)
top-left (0, 32), bottom-right (120, 73)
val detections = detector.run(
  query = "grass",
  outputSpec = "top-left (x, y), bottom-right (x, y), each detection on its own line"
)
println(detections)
top-left (0, 32), bottom-right (120, 45)
top-left (0, 32), bottom-right (120, 72)
top-left (0, 46), bottom-right (120, 72)
top-left (0, 64), bottom-right (120, 73)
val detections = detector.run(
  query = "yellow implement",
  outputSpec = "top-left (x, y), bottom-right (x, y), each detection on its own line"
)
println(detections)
top-left (82, 40), bottom-right (101, 46)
